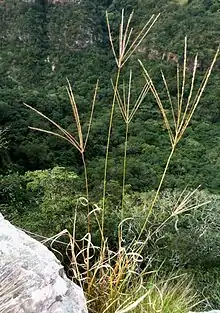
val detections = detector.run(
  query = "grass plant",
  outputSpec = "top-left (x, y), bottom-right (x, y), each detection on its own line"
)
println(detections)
top-left (0, 264), bottom-right (23, 313)
top-left (113, 70), bottom-right (150, 216)
top-left (24, 80), bottom-right (99, 232)
top-left (65, 219), bottom-right (199, 313)
top-left (23, 9), bottom-right (219, 313)
top-left (103, 10), bottom-right (160, 230)
top-left (138, 38), bottom-right (219, 238)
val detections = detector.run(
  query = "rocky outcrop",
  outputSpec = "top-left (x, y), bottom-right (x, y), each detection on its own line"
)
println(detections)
top-left (0, 213), bottom-right (88, 313)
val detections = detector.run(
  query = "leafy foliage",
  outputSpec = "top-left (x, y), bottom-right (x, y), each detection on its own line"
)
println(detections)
top-left (0, 167), bottom-right (87, 236)
top-left (1, 0), bottom-right (220, 193)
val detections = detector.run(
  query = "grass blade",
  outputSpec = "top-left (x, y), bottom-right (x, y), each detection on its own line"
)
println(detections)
top-left (66, 79), bottom-right (84, 151)
top-left (139, 60), bottom-right (174, 146)
top-left (84, 80), bottom-right (99, 150)
top-left (106, 11), bottom-right (119, 67)
top-left (24, 102), bottom-right (81, 151)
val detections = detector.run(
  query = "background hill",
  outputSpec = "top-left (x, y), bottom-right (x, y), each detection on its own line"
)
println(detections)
top-left (1, 0), bottom-right (220, 193)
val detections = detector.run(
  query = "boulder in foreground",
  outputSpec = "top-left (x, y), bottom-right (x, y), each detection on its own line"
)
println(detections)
top-left (0, 213), bottom-right (88, 313)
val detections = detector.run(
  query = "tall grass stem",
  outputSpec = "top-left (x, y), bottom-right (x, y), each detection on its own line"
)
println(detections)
top-left (122, 121), bottom-right (129, 217)
top-left (102, 68), bottom-right (121, 233)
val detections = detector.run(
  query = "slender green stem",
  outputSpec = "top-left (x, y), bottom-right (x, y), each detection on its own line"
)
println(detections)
top-left (81, 152), bottom-right (90, 233)
top-left (102, 68), bottom-right (121, 234)
top-left (138, 145), bottom-right (176, 239)
top-left (121, 121), bottom-right (129, 218)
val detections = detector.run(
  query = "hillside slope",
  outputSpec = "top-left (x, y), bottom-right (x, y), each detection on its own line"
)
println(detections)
top-left (0, 0), bottom-right (220, 192)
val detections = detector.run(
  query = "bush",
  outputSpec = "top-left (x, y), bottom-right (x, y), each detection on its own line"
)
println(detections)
top-left (0, 167), bottom-right (88, 237)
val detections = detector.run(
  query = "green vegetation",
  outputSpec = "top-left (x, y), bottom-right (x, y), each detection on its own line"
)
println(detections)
top-left (175, 0), bottom-right (188, 5)
top-left (1, 0), bottom-right (220, 192)
top-left (1, 0), bottom-right (220, 312)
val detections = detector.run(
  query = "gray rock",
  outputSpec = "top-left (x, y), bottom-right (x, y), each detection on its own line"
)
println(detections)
top-left (0, 213), bottom-right (88, 313)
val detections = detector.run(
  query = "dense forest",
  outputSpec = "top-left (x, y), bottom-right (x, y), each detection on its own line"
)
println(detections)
top-left (1, 0), bottom-right (220, 191)
top-left (1, 0), bottom-right (220, 310)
